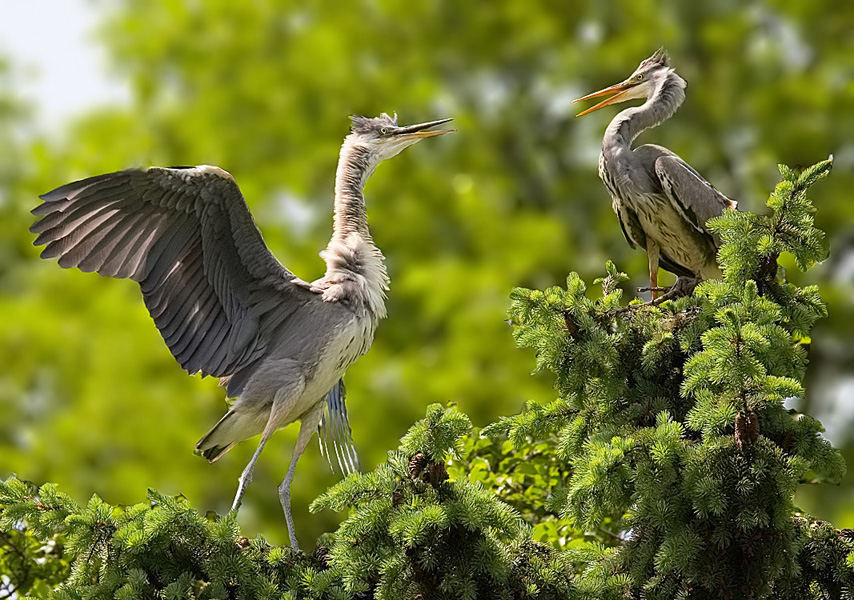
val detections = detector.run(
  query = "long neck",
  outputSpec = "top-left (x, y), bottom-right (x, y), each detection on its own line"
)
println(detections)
top-left (331, 139), bottom-right (375, 240)
top-left (322, 136), bottom-right (389, 319)
top-left (604, 71), bottom-right (686, 152)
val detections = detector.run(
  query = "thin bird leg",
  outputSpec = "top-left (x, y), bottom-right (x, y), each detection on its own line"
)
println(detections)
top-left (231, 437), bottom-right (268, 511)
top-left (649, 242), bottom-right (660, 301)
top-left (638, 241), bottom-right (662, 301)
top-left (279, 446), bottom-right (302, 550)
top-left (279, 406), bottom-right (324, 550)
top-left (231, 390), bottom-right (292, 512)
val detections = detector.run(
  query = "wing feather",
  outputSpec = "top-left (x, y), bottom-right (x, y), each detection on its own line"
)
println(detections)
top-left (654, 155), bottom-right (736, 241)
top-left (75, 209), bottom-right (148, 273)
top-left (615, 204), bottom-right (645, 250)
top-left (41, 207), bottom-right (120, 261)
top-left (99, 216), bottom-right (156, 278)
top-left (193, 313), bottom-right (232, 376)
top-left (158, 257), bottom-right (208, 341)
top-left (31, 166), bottom-right (321, 379)
top-left (178, 291), bottom-right (221, 373)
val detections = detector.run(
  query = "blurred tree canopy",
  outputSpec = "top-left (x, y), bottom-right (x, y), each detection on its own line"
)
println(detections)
top-left (1, 0), bottom-right (853, 547)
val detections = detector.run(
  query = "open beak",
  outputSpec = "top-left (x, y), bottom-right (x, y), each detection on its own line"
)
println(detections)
top-left (572, 81), bottom-right (638, 117)
top-left (393, 117), bottom-right (455, 139)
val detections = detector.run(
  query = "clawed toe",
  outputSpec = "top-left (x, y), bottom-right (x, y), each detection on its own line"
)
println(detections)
top-left (645, 276), bottom-right (699, 305)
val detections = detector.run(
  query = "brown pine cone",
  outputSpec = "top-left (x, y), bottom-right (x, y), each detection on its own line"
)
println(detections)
top-left (409, 452), bottom-right (428, 479)
top-left (426, 461), bottom-right (449, 487)
top-left (735, 410), bottom-right (760, 452)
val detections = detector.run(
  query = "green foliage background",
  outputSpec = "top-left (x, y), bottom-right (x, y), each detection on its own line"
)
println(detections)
top-left (1, 0), bottom-right (852, 548)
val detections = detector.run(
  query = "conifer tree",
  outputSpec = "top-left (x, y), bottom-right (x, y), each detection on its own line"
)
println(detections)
top-left (492, 157), bottom-right (853, 598)
top-left (0, 407), bottom-right (596, 599)
top-left (310, 403), bottom-right (587, 599)
top-left (0, 476), bottom-right (337, 599)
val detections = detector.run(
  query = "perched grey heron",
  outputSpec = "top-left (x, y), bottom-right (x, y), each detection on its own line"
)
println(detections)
top-left (572, 49), bottom-right (736, 300)
top-left (30, 113), bottom-right (453, 549)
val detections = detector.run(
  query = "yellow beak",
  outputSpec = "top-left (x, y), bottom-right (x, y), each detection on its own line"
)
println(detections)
top-left (572, 81), bottom-right (638, 117)
top-left (393, 118), bottom-right (456, 140)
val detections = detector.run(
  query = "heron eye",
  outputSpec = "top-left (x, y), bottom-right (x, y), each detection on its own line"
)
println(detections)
top-left (380, 127), bottom-right (388, 135)
top-left (635, 74), bottom-right (644, 81)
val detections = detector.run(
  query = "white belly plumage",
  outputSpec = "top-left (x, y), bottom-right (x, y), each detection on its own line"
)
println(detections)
top-left (204, 313), bottom-right (376, 450)
top-left (284, 315), bottom-right (374, 424)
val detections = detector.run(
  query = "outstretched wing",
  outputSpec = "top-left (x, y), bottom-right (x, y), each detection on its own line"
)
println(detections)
top-left (317, 379), bottom-right (361, 476)
top-left (654, 154), bottom-right (737, 243)
top-left (31, 166), bottom-right (320, 380)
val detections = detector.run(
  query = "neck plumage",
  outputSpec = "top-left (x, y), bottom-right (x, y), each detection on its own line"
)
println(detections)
top-left (604, 71), bottom-right (686, 151)
top-left (331, 140), bottom-right (374, 239)
top-left (322, 137), bottom-right (389, 319)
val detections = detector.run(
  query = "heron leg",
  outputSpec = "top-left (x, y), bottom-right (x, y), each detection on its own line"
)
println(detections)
top-left (279, 447), bottom-right (302, 550)
top-left (646, 241), bottom-right (661, 301)
top-left (278, 406), bottom-right (324, 551)
top-left (230, 390), bottom-right (293, 512)
top-left (231, 438), bottom-right (268, 512)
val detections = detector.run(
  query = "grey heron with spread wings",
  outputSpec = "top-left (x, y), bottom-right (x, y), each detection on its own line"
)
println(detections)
top-left (573, 49), bottom-right (736, 300)
top-left (30, 113), bottom-right (453, 549)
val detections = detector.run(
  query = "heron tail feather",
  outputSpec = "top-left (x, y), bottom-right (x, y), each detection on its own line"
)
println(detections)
top-left (195, 409), bottom-right (257, 463)
top-left (197, 441), bottom-right (234, 463)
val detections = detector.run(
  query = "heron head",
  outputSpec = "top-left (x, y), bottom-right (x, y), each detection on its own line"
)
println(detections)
top-left (572, 48), bottom-right (675, 117)
top-left (347, 113), bottom-right (454, 162)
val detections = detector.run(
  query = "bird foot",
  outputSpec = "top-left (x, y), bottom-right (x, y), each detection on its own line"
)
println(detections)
top-left (645, 276), bottom-right (700, 305)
